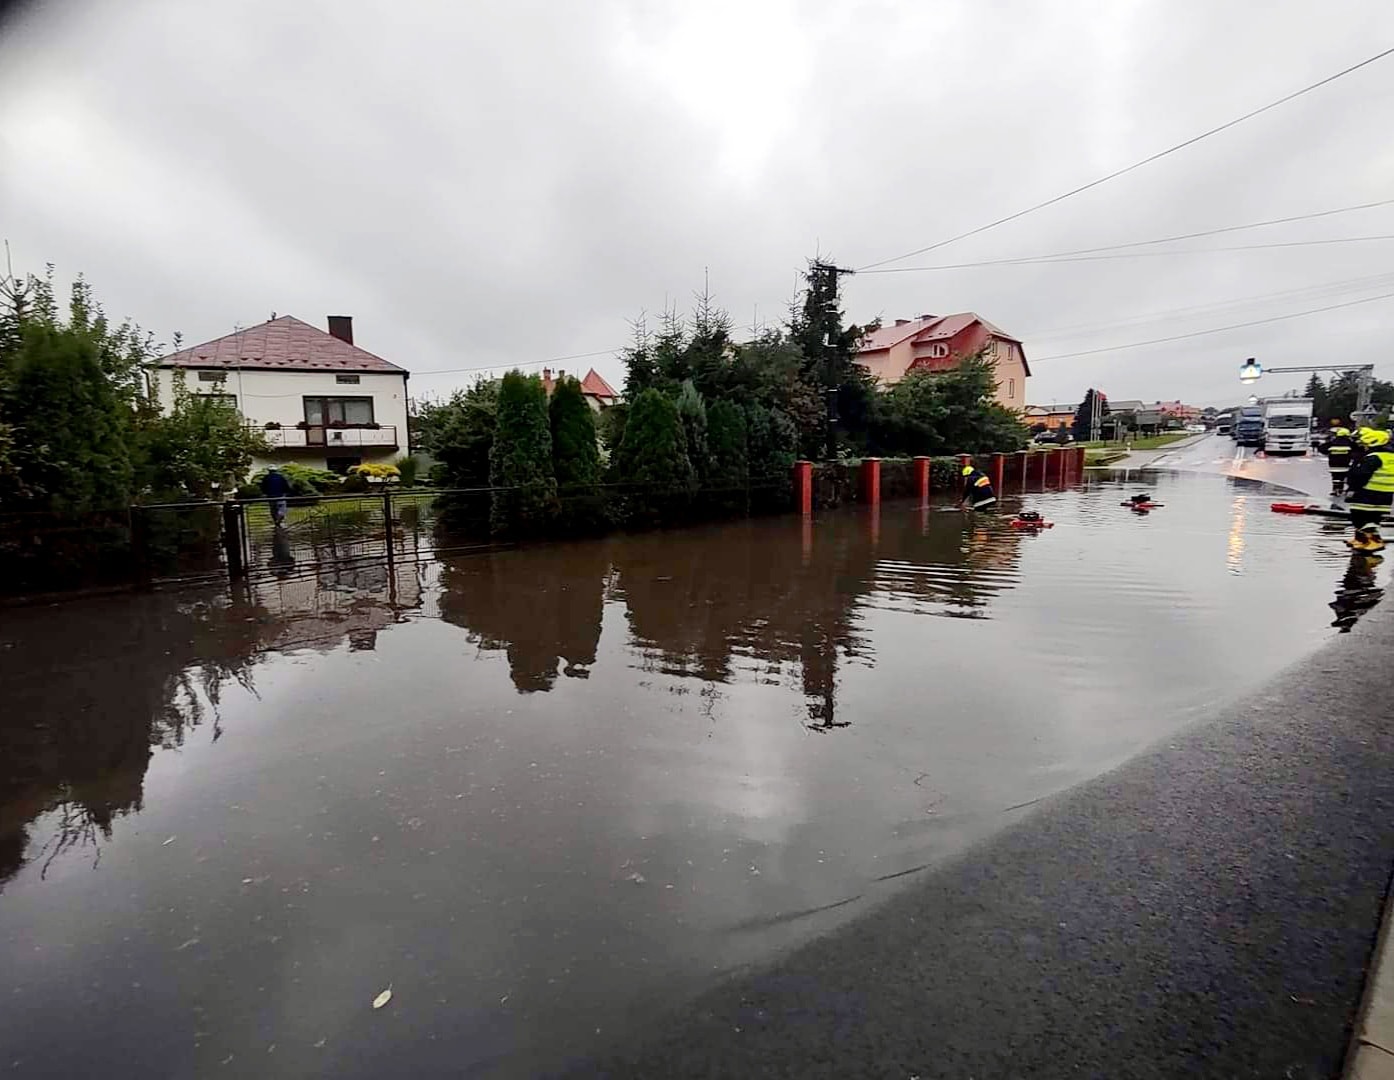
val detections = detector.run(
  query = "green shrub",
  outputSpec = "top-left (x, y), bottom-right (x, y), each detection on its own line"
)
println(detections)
top-left (549, 376), bottom-right (605, 533)
top-left (705, 399), bottom-right (748, 516)
top-left (243, 463), bottom-right (342, 500)
top-left (745, 403), bottom-right (796, 512)
top-left (676, 380), bottom-right (710, 481)
top-left (488, 371), bottom-right (557, 538)
top-left (614, 388), bottom-right (695, 527)
top-left (397, 455), bottom-right (420, 486)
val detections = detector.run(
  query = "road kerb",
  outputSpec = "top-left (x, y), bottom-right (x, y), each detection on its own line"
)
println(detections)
top-left (1349, 1044), bottom-right (1394, 1079)
top-left (1347, 863), bottom-right (1394, 1075)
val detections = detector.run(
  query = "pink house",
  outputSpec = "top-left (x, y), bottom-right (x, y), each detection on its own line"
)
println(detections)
top-left (855, 312), bottom-right (1029, 409)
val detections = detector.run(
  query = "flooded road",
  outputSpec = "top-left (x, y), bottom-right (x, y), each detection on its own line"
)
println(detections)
top-left (0, 471), bottom-right (1379, 1078)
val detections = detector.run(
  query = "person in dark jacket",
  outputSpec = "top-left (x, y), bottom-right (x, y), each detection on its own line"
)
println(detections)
top-left (259, 466), bottom-right (291, 525)
top-left (960, 465), bottom-right (997, 511)
top-left (1322, 421), bottom-right (1353, 496)
top-left (1344, 428), bottom-right (1393, 552)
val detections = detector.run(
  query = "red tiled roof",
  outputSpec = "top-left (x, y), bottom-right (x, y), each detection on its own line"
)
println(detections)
top-left (859, 312), bottom-right (1022, 352)
top-left (580, 368), bottom-right (618, 399)
top-left (157, 316), bottom-right (406, 373)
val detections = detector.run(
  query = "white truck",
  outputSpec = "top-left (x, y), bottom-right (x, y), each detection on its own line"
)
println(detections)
top-left (1260, 398), bottom-right (1313, 455)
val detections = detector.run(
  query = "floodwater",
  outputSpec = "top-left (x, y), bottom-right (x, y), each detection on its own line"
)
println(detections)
top-left (0, 471), bottom-right (1379, 1078)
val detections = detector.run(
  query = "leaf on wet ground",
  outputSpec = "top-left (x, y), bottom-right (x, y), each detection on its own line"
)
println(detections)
top-left (372, 986), bottom-right (393, 1009)
top-left (626, 872), bottom-right (646, 884)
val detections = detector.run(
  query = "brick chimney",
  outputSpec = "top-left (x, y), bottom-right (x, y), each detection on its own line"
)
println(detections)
top-left (894, 318), bottom-right (909, 326)
top-left (327, 315), bottom-right (354, 344)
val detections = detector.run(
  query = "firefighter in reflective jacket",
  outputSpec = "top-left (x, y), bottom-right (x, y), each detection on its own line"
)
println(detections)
top-left (961, 465), bottom-right (997, 511)
top-left (1323, 422), bottom-right (1353, 496)
top-left (1344, 428), bottom-right (1393, 552)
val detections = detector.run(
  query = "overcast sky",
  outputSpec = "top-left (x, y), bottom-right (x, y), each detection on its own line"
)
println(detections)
top-left (2, 0), bottom-right (1392, 408)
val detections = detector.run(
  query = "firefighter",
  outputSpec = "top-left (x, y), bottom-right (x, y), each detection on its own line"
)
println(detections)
top-left (1343, 427), bottom-right (1393, 552)
top-left (1323, 421), bottom-right (1353, 497)
top-left (960, 464), bottom-right (997, 511)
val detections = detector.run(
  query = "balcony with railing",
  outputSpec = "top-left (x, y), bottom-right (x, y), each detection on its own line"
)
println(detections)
top-left (254, 423), bottom-right (399, 450)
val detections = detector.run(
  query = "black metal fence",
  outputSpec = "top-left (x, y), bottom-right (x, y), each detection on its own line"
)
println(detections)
top-left (0, 474), bottom-right (798, 599)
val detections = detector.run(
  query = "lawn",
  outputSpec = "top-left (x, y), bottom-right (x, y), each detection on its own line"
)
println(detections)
top-left (1075, 433), bottom-right (1192, 451)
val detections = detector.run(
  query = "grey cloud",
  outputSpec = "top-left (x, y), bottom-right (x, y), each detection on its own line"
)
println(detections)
top-left (2, 0), bottom-right (1391, 406)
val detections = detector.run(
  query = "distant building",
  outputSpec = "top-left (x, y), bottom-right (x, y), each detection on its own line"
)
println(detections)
top-left (540, 367), bottom-right (620, 412)
top-left (1023, 402), bottom-right (1077, 431)
top-left (855, 312), bottom-right (1028, 409)
top-left (150, 315), bottom-right (409, 473)
top-left (1157, 400), bottom-right (1201, 423)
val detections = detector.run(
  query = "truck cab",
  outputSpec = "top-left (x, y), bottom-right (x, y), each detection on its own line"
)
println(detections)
top-left (1234, 407), bottom-right (1265, 447)
top-left (1261, 399), bottom-right (1313, 455)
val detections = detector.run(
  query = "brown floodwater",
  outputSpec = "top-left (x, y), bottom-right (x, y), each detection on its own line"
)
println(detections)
top-left (0, 471), bottom-right (1378, 1077)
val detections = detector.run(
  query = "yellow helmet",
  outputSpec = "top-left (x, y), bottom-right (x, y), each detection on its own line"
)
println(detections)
top-left (961, 465), bottom-right (974, 476)
top-left (1334, 427), bottom-right (1351, 436)
top-left (1357, 428), bottom-right (1390, 448)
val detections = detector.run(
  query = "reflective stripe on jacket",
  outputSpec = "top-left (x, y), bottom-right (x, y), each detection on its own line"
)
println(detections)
top-left (1347, 450), bottom-right (1394, 511)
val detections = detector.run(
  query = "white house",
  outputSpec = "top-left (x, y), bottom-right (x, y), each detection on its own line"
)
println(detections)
top-left (150, 315), bottom-right (410, 473)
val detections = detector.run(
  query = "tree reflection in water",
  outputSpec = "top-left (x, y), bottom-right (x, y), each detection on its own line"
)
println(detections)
top-left (0, 563), bottom-right (426, 889)
top-left (2, 505), bottom-right (1022, 887)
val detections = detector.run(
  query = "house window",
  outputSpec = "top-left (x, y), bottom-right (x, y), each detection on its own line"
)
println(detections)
top-left (928, 342), bottom-right (949, 359)
top-left (1007, 379), bottom-right (1016, 400)
top-left (202, 393), bottom-right (239, 410)
top-left (304, 396), bottom-right (375, 426)
top-left (325, 455), bottom-right (363, 475)
top-left (197, 370), bottom-right (227, 383)
top-left (336, 374), bottom-right (361, 385)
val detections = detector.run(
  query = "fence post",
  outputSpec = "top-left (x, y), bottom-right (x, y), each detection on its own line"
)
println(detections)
top-left (1016, 450), bottom-right (1029, 490)
top-left (860, 458), bottom-right (881, 506)
top-left (130, 506), bottom-right (153, 588)
top-left (382, 490), bottom-right (395, 570)
top-left (913, 456), bottom-right (930, 506)
top-left (793, 460), bottom-right (813, 515)
top-left (991, 452), bottom-right (1005, 493)
top-left (222, 500), bottom-right (246, 580)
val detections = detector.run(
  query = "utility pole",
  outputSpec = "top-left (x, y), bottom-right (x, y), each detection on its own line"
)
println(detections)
top-left (807, 260), bottom-right (856, 461)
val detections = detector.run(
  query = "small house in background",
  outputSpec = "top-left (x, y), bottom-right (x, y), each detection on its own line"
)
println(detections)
top-left (1023, 403), bottom-right (1077, 431)
top-left (855, 312), bottom-right (1028, 409)
top-left (150, 315), bottom-right (409, 473)
top-left (540, 367), bottom-right (620, 413)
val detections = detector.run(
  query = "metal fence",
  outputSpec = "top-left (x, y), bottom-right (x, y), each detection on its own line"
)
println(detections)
top-left (10, 460), bottom-right (1067, 599)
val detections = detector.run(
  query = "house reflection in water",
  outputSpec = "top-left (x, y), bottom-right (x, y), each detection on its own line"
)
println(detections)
top-left (0, 562), bottom-right (426, 891)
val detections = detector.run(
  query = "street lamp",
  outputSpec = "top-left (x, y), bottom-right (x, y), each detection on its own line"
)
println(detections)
top-left (1239, 358), bottom-right (1262, 384)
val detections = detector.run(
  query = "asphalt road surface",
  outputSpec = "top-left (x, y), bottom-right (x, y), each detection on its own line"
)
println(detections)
top-left (1125, 432), bottom-right (1335, 500)
top-left (571, 592), bottom-right (1394, 1079)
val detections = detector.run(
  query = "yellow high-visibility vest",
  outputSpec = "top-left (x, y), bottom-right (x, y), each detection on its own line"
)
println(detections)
top-left (1364, 451), bottom-right (1394, 493)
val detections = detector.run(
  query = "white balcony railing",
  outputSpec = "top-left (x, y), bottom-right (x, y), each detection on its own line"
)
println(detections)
top-left (254, 424), bottom-right (399, 450)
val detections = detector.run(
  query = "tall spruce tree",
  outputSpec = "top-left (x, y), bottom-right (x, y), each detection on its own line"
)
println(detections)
top-left (488, 371), bottom-right (557, 537)
top-left (615, 388), bottom-right (695, 526)
top-left (548, 375), bottom-right (604, 532)
top-left (675, 380), bottom-right (710, 483)
top-left (706, 399), bottom-right (749, 516)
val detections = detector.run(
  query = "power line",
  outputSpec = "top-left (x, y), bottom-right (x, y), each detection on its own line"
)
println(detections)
top-left (1032, 290), bottom-right (1394, 362)
top-left (1024, 271), bottom-right (1394, 341)
top-left (857, 198), bottom-right (1394, 275)
top-left (856, 234), bottom-right (1394, 274)
top-left (855, 46), bottom-right (1394, 271)
top-left (412, 348), bottom-right (616, 378)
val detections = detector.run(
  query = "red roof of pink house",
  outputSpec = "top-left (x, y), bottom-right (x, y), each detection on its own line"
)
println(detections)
top-left (859, 312), bottom-right (1020, 352)
top-left (158, 316), bottom-right (406, 373)
top-left (580, 368), bottom-right (618, 399)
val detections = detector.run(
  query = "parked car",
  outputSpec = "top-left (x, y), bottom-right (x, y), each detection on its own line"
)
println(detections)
top-left (1033, 430), bottom-right (1074, 445)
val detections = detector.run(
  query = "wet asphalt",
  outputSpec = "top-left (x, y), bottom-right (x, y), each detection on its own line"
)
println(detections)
top-left (568, 512), bottom-right (1394, 1079)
